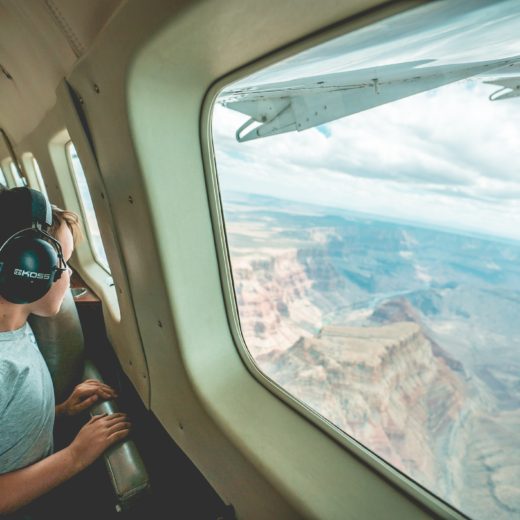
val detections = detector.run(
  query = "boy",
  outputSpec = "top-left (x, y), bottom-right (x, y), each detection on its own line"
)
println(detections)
top-left (0, 187), bottom-right (130, 514)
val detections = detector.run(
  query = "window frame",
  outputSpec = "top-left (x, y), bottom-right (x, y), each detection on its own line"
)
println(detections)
top-left (200, 7), bottom-right (476, 520)
top-left (21, 152), bottom-right (49, 196)
top-left (9, 160), bottom-right (26, 187)
top-left (65, 140), bottom-right (111, 274)
top-left (31, 156), bottom-right (48, 198)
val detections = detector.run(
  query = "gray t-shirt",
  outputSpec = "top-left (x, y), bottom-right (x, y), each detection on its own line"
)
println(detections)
top-left (0, 322), bottom-right (55, 474)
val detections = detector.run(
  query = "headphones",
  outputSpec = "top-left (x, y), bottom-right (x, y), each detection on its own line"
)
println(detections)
top-left (0, 187), bottom-right (67, 304)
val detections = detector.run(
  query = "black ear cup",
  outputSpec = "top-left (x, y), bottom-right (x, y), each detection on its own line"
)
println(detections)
top-left (0, 187), bottom-right (61, 304)
top-left (0, 233), bottom-right (58, 304)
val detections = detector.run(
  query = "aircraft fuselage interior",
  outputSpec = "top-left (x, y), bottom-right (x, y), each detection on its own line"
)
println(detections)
top-left (1, 0), bottom-right (519, 518)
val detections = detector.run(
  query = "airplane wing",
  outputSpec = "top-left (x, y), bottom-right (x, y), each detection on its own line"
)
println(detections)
top-left (484, 76), bottom-right (520, 100)
top-left (220, 56), bottom-right (520, 142)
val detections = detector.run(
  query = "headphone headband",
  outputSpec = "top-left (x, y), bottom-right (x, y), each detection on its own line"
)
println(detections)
top-left (0, 187), bottom-right (52, 234)
top-left (30, 188), bottom-right (52, 228)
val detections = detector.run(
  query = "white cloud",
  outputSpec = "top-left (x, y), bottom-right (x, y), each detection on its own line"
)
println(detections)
top-left (212, 0), bottom-right (520, 241)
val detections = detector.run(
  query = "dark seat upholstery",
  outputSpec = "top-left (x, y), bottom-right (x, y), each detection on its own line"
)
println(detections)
top-left (28, 290), bottom-right (84, 404)
top-left (28, 289), bottom-right (150, 511)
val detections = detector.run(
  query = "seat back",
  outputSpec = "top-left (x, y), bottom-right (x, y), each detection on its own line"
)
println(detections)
top-left (28, 289), bottom-right (85, 403)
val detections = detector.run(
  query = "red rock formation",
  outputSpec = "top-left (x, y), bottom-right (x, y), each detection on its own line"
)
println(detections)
top-left (264, 322), bottom-right (466, 493)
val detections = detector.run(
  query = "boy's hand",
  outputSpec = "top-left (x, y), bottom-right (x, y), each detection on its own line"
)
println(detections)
top-left (56, 379), bottom-right (118, 417)
top-left (68, 413), bottom-right (131, 471)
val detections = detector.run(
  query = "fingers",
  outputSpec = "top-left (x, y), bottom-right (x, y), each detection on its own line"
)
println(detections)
top-left (89, 381), bottom-right (116, 395)
top-left (107, 420), bottom-right (131, 435)
top-left (96, 413), bottom-right (131, 443)
top-left (89, 412), bottom-right (107, 423)
top-left (76, 380), bottom-right (118, 399)
top-left (83, 379), bottom-right (114, 391)
top-left (95, 387), bottom-right (116, 400)
top-left (74, 387), bottom-right (114, 404)
top-left (88, 412), bottom-right (127, 425)
top-left (102, 413), bottom-right (128, 425)
top-left (87, 412), bottom-right (131, 441)
top-left (89, 412), bottom-right (125, 422)
top-left (108, 429), bottom-right (131, 443)
top-left (73, 394), bottom-right (99, 413)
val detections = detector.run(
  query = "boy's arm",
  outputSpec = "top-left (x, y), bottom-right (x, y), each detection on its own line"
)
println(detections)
top-left (0, 413), bottom-right (130, 514)
top-left (0, 445), bottom-right (80, 514)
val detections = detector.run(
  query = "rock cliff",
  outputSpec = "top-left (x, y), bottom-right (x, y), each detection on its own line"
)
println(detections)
top-left (263, 322), bottom-right (466, 493)
top-left (231, 248), bottom-right (322, 358)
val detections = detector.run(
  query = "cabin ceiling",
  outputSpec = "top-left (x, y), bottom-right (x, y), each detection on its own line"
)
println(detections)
top-left (0, 0), bottom-right (125, 145)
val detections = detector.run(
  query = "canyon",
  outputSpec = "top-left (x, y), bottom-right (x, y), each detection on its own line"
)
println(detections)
top-left (224, 192), bottom-right (520, 520)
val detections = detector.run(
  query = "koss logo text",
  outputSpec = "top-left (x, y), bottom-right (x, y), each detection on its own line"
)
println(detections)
top-left (13, 268), bottom-right (50, 280)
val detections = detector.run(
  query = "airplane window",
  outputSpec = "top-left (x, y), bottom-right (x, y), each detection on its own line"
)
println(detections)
top-left (0, 166), bottom-right (7, 187)
top-left (32, 157), bottom-right (48, 198)
top-left (66, 141), bottom-right (110, 272)
top-left (9, 160), bottom-right (26, 187)
top-left (211, 1), bottom-right (520, 519)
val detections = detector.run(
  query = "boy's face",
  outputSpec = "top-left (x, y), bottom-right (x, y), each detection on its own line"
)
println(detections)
top-left (30, 222), bottom-right (74, 317)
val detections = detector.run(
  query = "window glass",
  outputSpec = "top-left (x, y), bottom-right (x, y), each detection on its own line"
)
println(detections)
top-left (32, 157), bottom-right (48, 198)
top-left (66, 142), bottom-right (110, 271)
top-left (211, 1), bottom-right (520, 518)
top-left (10, 161), bottom-right (26, 187)
top-left (0, 167), bottom-right (7, 187)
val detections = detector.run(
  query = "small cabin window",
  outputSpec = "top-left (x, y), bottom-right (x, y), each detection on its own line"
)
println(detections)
top-left (32, 157), bottom-right (48, 198)
top-left (0, 166), bottom-right (7, 187)
top-left (9, 161), bottom-right (26, 187)
top-left (210, 1), bottom-right (520, 518)
top-left (66, 141), bottom-right (110, 272)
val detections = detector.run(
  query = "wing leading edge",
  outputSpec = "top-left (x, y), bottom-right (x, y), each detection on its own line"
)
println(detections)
top-left (220, 56), bottom-right (520, 142)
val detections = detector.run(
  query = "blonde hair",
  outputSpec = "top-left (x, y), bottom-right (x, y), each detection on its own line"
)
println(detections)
top-left (48, 205), bottom-right (83, 245)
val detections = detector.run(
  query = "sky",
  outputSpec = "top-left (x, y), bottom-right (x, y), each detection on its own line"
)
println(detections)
top-left (212, 0), bottom-right (520, 241)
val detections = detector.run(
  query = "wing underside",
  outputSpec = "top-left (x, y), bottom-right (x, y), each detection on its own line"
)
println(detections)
top-left (220, 56), bottom-right (520, 142)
